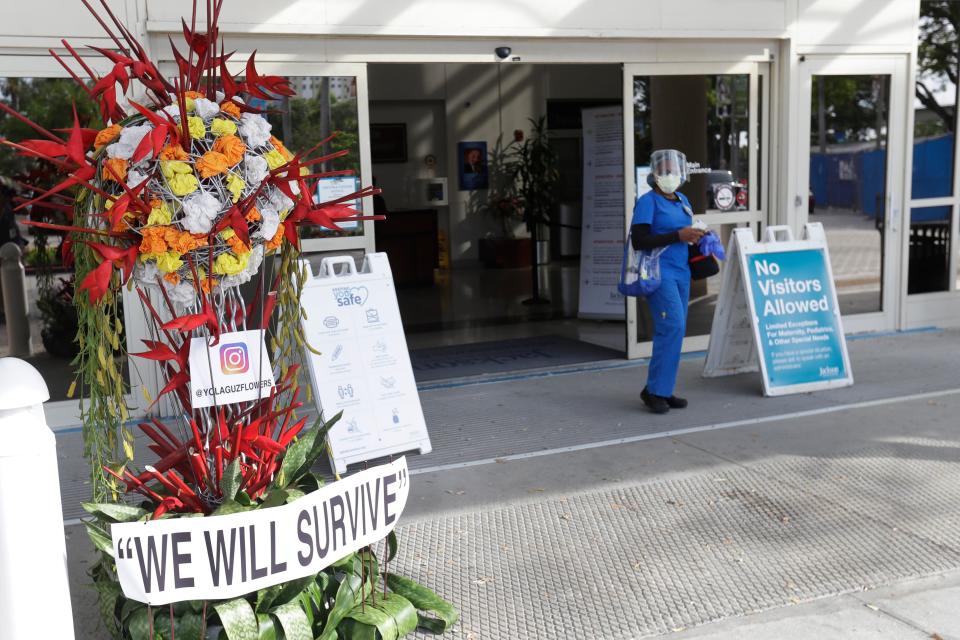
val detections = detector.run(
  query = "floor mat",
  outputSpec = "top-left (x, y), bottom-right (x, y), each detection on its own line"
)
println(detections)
top-left (409, 334), bottom-right (623, 382)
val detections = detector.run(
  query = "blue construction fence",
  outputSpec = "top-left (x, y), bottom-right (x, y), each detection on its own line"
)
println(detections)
top-left (810, 134), bottom-right (953, 223)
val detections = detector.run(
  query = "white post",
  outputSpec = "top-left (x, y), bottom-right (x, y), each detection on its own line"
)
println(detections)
top-left (0, 358), bottom-right (74, 640)
top-left (0, 243), bottom-right (32, 358)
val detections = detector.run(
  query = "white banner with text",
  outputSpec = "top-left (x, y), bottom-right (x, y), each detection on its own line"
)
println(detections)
top-left (111, 457), bottom-right (409, 605)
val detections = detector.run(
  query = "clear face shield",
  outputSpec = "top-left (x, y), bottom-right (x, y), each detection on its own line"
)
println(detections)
top-left (650, 149), bottom-right (688, 194)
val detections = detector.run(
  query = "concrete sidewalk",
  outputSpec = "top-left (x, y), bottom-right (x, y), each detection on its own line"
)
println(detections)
top-left (64, 329), bottom-right (960, 639)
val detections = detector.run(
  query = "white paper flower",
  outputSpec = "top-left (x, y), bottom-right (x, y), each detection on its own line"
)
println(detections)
top-left (239, 113), bottom-right (272, 147)
top-left (160, 104), bottom-right (182, 120)
top-left (135, 260), bottom-right (160, 285)
top-left (267, 186), bottom-right (294, 213)
top-left (255, 204), bottom-right (281, 240)
top-left (181, 191), bottom-right (223, 234)
top-left (106, 124), bottom-right (153, 160)
top-left (163, 280), bottom-right (198, 308)
top-left (193, 98), bottom-right (220, 121)
top-left (244, 154), bottom-right (269, 185)
top-left (127, 167), bottom-right (151, 189)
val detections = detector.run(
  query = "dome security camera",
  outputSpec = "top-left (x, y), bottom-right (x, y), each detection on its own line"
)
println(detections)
top-left (495, 47), bottom-right (512, 60)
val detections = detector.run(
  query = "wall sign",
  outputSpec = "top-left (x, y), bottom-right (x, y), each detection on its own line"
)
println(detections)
top-left (189, 329), bottom-right (275, 409)
top-left (316, 176), bottom-right (362, 229)
top-left (301, 253), bottom-right (432, 473)
top-left (111, 457), bottom-right (409, 605)
top-left (578, 105), bottom-right (626, 320)
top-left (703, 223), bottom-right (853, 396)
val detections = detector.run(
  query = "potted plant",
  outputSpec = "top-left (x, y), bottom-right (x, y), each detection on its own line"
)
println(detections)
top-left (477, 133), bottom-right (530, 268)
top-left (36, 275), bottom-right (80, 358)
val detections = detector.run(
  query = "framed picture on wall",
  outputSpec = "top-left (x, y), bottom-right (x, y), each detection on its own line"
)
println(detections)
top-left (370, 123), bottom-right (407, 163)
top-left (457, 141), bottom-right (488, 191)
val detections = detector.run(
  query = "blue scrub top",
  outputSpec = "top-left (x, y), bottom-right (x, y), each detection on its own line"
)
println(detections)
top-left (631, 190), bottom-right (693, 279)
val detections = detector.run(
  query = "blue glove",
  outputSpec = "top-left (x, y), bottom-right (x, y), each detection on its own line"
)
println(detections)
top-left (698, 231), bottom-right (726, 260)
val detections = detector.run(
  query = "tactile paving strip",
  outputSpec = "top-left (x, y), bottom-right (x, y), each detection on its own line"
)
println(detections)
top-left (391, 441), bottom-right (960, 639)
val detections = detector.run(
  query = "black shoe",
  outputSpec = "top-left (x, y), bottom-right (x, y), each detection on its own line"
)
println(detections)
top-left (641, 387), bottom-right (670, 414)
top-left (666, 395), bottom-right (688, 409)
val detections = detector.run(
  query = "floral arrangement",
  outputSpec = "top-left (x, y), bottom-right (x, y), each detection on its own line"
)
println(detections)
top-left (0, 1), bottom-right (455, 637)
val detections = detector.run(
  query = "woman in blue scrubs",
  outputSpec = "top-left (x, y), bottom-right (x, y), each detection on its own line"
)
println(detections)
top-left (631, 149), bottom-right (705, 414)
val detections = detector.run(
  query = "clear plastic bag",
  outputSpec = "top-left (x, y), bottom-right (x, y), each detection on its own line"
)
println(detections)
top-left (618, 231), bottom-right (665, 298)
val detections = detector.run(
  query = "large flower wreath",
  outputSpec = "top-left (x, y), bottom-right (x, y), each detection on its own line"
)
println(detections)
top-left (0, 1), bottom-right (456, 637)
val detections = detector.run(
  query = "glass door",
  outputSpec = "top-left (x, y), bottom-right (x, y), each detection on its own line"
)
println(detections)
top-left (797, 56), bottom-right (908, 334)
top-left (623, 62), bottom-right (769, 359)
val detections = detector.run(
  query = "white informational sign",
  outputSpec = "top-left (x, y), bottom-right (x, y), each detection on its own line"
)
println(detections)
top-left (301, 253), bottom-right (431, 474)
top-left (317, 175), bottom-right (361, 229)
top-left (111, 457), bottom-right (409, 605)
top-left (189, 329), bottom-right (275, 409)
top-left (578, 105), bottom-right (626, 320)
top-left (703, 223), bottom-right (854, 396)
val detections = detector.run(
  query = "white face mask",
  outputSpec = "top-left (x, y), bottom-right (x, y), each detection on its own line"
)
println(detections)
top-left (656, 174), bottom-right (682, 194)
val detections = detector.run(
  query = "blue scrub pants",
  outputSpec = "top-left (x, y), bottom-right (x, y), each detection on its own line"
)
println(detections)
top-left (646, 277), bottom-right (690, 397)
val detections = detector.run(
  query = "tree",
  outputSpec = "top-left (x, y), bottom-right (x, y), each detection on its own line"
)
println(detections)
top-left (916, 0), bottom-right (960, 134)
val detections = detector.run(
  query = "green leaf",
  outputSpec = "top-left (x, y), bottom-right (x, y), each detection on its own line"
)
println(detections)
top-left (285, 488), bottom-right (306, 503)
top-left (125, 605), bottom-right (152, 640)
top-left (337, 618), bottom-right (378, 640)
top-left (317, 572), bottom-right (363, 640)
top-left (93, 577), bottom-right (123, 636)
top-left (296, 412), bottom-right (341, 479)
top-left (84, 520), bottom-right (115, 556)
top-left (176, 611), bottom-right (205, 640)
top-left (276, 417), bottom-right (323, 487)
top-left (82, 502), bottom-right (149, 522)
top-left (214, 598), bottom-right (260, 640)
top-left (345, 593), bottom-right (418, 640)
top-left (256, 613), bottom-right (277, 640)
top-left (260, 489), bottom-right (288, 510)
top-left (385, 530), bottom-right (398, 563)
top-left (386, 573), bottom-right (459, 633)
top-left (222, 459), bottom-right (242, 501)
top-left (272, 600), bottom-right (313, 640)
top-left (213, 500), bottom-right (254, 517)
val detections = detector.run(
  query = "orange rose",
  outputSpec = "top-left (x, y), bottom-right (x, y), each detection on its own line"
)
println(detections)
top-left (102, 158), bottom-right (129, 183)
top-left (196, 151), bottom-right (229, 178)
top-left (160, 144), bottom-right (189, 161)
top-left (163, 272), bottom-right (181, 285)
top-left (139, 226), bottom-right (169, 255)
top-left (245, 206), bottom-right (261, 223)
top-left (266, 223), bottom-right (285, 250)
top-left (219, 101), bottom-right (241, 118)
top-left (184, 90), bottom-right (205, 100)
top-left (94, 124), bottom-right (122, 149)
top-left (269, 135), bottom-right (293, 161)
top-left (212, 135), bottom-right (246, 166)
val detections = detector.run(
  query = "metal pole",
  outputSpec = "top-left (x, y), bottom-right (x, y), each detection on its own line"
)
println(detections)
top-left (0, 242), bottom-right (31, 358)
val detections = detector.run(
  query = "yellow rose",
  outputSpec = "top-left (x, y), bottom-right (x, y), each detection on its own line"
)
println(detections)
top-left (213, 251), bottom-right (249, 276)
top-left (188, 116), bottom-right (206, 139)
top-left (226, 173), bottom-right (245, 203)
top-left (210, 118), bottom-right (238, 137)
top-left (185, 97), bottom-right (196, 112)
top-left (263, 149), bottom-right (287, 170)
top-left (146, 202), bottom-right (173, 226)
top-left (155, 251), bottom-right (184, 274)
top-left (169, 173), bottom-right (199, 196)
top-left (219, 228), bottom-right (236, 241)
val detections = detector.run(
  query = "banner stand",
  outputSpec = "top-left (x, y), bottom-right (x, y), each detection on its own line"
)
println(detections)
top-left (703, 223), bottom-right (854, 396)
top-left (301, 253), bottom-right (432, 474)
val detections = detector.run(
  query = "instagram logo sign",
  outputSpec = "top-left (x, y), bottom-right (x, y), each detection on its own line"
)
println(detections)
top-left (219, 343), bottom-right (249, 375)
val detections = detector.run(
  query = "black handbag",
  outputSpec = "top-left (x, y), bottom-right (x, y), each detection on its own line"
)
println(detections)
top-left (688, 242), bottom-right (720, 280)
